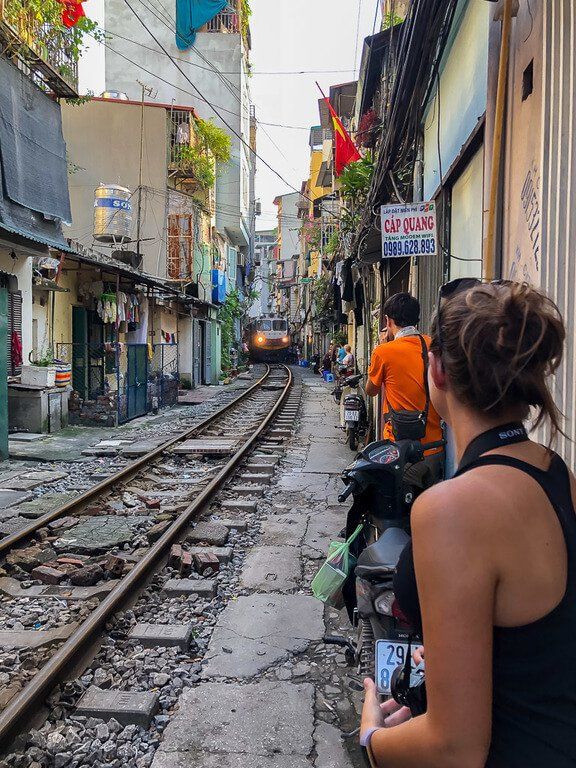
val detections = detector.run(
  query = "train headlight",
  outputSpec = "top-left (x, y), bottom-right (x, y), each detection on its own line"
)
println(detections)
top-left (257, 335), bottom-right (265, 344)
top-left (282, 336), bottom-right (289, 343)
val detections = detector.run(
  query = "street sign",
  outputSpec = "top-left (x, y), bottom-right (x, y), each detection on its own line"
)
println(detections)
top-left (380, 202), bottom-right (438, 259)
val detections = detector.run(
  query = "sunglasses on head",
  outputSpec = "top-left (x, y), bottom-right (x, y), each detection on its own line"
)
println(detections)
top-left (436, 278), bottom-right (514, 352)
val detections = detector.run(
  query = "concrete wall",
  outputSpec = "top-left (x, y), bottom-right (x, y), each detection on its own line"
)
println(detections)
top-left (277, 193), bottom-right (301, 262)
top-left (103, 0), bottom-right (251, 248)
top-left (423, 0), bottom-right (490, 199)
top-left (501, 0), bottom-right (543, 284)
top-left (61, 101), bottom-right (168, 278)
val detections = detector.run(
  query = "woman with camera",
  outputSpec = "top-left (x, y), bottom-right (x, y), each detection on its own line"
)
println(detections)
top-left (361, 281), bottom-right (576, 767)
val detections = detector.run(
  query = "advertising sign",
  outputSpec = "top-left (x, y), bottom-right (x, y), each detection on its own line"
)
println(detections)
top-left (380, 201), bottom-right (438, 258)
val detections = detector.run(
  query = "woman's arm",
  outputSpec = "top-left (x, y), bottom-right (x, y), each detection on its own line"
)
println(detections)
top-left (363, 480), bottom-right (496, 768)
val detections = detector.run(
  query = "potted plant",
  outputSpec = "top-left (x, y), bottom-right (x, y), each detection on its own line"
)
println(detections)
top-left (21, 348), bottom-right (57, 387)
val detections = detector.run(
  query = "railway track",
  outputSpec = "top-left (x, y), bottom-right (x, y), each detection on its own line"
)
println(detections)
top-left (0, 363), bottom-right (300, 755)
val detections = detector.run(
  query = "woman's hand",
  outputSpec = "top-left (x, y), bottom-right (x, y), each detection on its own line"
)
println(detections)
top-left (361, 679), bottom-right (412, 743)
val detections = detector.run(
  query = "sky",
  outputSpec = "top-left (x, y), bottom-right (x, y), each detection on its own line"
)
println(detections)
top-left (79, 0), bottom-right (380, 231)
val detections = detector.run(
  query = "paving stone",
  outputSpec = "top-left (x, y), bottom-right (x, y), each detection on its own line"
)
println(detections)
top-left (162, 579), bottom-right (216, 598)
top-left (154, 682), bottom-right (314, 760)
top-left (217, 519), bottom-right (247, 532)
top-left (54, 515), bottom-right (149, 553)
top-left (0, 516), bottom-right (32, 537)
top-left (0, 490), bottom-right (34, 510)
top-left (0, 471), bottom-right (67, 491)
top-left (0, 622), bottom-right (78, 649)
top-left (8, 433), bottom-right (47, 443)
top-left (203, 595), bottom-right (323, 678)
top-left (259, 515), bottom-right (308, 547)
top-left (0, 576), bottom-right (117, 601)
top-left (244, 464), bottom-right (275, 476)
top-left (129, 623), bottom-right (194, 649)
top-left (238, 472), bottom-right (271, 485)
top-left (240, 546), bottom-right (301, 593)
top-left (314, 722), bottom-right (355, 768)
top-left (185, 522), bottom-right (229, 546)
top-left (187, 546), bottom-right (233, 563)
top-left (75, 686), bottom-right (159, 727)
top-left (221, 498), bottom-right (257, 513)
top-left (16, 493), bottom-right (75, 519)
top-left (301, 509), bottom-right (346, 560)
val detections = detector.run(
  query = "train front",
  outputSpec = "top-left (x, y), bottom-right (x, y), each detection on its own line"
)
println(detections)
top-left (250, 318), bottom-right (291, 362)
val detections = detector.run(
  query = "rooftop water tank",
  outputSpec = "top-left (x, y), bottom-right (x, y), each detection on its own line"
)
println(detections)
top-left (93, 184), bottom-right (133, 243)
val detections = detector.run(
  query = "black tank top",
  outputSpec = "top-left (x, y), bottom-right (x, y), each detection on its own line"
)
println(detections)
top-left (393, 453), bottom-right (576, 767)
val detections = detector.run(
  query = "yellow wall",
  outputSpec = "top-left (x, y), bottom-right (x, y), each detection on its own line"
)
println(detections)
top-left (308, 150), bottom-right (331, 212)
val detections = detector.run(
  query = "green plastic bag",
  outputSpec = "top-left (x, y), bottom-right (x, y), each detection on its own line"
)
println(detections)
top-left (311, 524), bottom-right (364, 609)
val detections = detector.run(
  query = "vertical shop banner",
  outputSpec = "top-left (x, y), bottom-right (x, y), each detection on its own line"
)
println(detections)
top-left (380, 202), bottom-right (438, 259)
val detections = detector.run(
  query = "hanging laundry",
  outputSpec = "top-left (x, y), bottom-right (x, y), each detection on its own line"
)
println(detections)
top-left (176, 0), bottom-right (227, 51)
top-left (147, 343), bottom-right (154, 361)
top-left (176, 122), bottom-right (191, 144)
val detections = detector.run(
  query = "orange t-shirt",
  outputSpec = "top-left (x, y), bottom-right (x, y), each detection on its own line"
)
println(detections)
top-left (368, 334), bottom-right (443, 445)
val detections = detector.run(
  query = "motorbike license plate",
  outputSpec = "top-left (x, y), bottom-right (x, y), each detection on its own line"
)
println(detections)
top-left (344, 410), bottom-right (360, 421)
top-left (375, 639), bottom-right (410, 694)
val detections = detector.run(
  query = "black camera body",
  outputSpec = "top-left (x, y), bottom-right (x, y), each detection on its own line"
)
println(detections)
top-left (390, 661), bottom-right (427, 717)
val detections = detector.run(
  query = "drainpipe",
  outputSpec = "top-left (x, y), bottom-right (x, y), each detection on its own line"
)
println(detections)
top-left (412, 136), bottom-right (424, 295)
top-left (484, 0), bottom-right (514, 280)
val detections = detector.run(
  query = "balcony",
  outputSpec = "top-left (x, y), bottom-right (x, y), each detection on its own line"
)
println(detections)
top-left (0, 0), bottom-right (79, 97)
top-left (205, 10), bottom-right (239, 34)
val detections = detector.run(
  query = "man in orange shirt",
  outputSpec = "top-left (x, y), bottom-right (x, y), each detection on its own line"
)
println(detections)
top-left (366, 293), bottom-right (444, 484)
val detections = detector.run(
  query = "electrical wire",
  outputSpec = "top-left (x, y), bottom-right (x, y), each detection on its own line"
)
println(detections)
top-left (353, 0), bottom-right (364, 78)
top-left (119, 0), bottom-right (339, 220)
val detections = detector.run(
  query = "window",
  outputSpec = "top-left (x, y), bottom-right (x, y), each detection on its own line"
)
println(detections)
top-left (7, 291), bottom-right (22, 376)
top-left (260, 319), bottom-right (272, 331)
top-left (522, 59), bottom-right (534, 101)
top-left (273, 319), bottom-right (287, 332)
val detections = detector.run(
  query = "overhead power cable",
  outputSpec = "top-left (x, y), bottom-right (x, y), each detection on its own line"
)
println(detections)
top-left (119, 0), bottom-right (338, 220)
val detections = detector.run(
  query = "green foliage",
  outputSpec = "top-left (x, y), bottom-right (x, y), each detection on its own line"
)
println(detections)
top-left (333, 330), bottom-right (348, 346)
top-left (240, 0), bottom-right (251, 48)
top-left (195, 118), bottom-right (232, 163)
top-left (4, 0), bottom-right (103, 66)
top-left (218, 288), bottom-right (258, 370)
top-left (382, 11), bottom-right (404, 29)
top-left (310, 275), bottom-right (333, 321)
top-left (325, 229), bottom-right (340, 257)
top-left (174, 144), bottom-right (216, 189)
top-left (65, 90), bottom-right (94, 106)
top-left (338, 154), bottom-right (375, 236)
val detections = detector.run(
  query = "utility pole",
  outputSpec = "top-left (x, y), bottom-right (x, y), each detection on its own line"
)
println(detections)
top-left (136, 81), bottom-right (156, 265)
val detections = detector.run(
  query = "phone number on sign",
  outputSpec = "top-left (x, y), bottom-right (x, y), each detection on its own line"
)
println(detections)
top-left (383, 238), bottom-right (436, 257)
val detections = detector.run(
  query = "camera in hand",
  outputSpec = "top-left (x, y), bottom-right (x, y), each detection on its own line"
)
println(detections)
top-left (390, 656), bottom-right (427, 717)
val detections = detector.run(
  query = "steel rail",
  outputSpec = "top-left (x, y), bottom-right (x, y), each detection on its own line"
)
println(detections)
top-left (0, 365), bottom-right (273, 555)
top-left (0, 365), bottom-right (293, 749)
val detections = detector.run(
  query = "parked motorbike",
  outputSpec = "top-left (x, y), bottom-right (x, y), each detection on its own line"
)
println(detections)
top-left (338, 373), bottom-right (369, 451)
top-left (334, 437), bottom-right (444, 690)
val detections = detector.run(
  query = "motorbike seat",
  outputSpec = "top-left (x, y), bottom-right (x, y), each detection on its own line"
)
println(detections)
top-left (355, 527), bottom-right (410, 579)
top-left (344, 374), bottom-right (362, 387)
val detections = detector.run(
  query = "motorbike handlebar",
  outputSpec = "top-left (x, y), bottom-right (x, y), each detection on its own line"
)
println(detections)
top-left (421, 439), bottom-right (446, 451)
top-left (338, 480), bottom-right (357, 503)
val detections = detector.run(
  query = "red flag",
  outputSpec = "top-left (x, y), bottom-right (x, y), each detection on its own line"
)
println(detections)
top-left (58, 0), bottom-right (86, 27)
top-left (325, 98), bottom-right (361, 176)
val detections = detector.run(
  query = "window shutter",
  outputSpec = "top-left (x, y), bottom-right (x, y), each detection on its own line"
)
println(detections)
top-left (7, 291), bottom-right (23, 376)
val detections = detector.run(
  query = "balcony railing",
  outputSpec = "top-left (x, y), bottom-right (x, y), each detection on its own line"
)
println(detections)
top-left (0, 0), bottom-right (79, 97)
top-left (205, 10), bottom-right (239, 34)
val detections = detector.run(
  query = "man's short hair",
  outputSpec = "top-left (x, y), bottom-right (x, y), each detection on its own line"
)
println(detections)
top-left (383, 293), bottom-right (420, 328)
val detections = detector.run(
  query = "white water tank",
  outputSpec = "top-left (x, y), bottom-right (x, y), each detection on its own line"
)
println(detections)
top-left (93, 184), bottom-right (133, 243)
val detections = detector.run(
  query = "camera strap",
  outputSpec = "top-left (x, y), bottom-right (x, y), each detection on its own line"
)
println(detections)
top-left (456, 422), bottom-right (529, 476)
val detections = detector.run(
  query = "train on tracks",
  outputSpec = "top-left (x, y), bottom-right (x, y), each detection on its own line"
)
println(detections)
top-left (246, 316), bottom-right (291, 362)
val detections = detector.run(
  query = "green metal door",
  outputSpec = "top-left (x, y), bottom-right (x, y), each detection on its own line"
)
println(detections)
top-left (72, 306), bottom-right (88, 399)
top-left (127, 344), bottom-right (148, 420)
top-left (0, 281), bottom-right (8, 459)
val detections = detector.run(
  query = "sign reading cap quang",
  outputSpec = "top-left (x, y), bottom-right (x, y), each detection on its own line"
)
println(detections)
top-left (380, 202), bottom-right (438, 259)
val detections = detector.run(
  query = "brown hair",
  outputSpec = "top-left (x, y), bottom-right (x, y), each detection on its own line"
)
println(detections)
top-left (431, 282), bottom-right (566, 437)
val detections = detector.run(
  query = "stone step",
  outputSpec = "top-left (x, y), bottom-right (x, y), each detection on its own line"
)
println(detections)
top-left (162, 578), bottom-right (216, 598)
top-left (75, 686), bottom-right (159, 728)
top-left (221, 499), bottom-right (258, 513)
top-left (129, 622), bottom-right (194, 650)
top-left (228, 485), bottom-right (266, 497)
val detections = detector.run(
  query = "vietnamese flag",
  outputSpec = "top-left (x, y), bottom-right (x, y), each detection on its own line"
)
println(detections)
top-left (325, 98), bottom-right (361, 176)
top-left (58, 0), bottom-right (86, 28)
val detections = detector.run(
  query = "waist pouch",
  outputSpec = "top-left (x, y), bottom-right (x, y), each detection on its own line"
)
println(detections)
top-left (385, 334), bottom-right (430, 442)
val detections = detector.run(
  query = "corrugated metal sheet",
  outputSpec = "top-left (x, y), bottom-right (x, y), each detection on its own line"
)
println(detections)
top-left (540, 0), bottom-right (576, 467)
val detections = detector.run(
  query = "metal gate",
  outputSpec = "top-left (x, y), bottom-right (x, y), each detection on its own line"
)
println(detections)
top-left (126, 344), bottom-right (148, 421)
top-left (201, 320), bottom-right (212, 384)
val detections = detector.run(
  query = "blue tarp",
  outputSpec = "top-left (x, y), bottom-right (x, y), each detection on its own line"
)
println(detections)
top-left (176, 0), bottom-right (228, 50)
